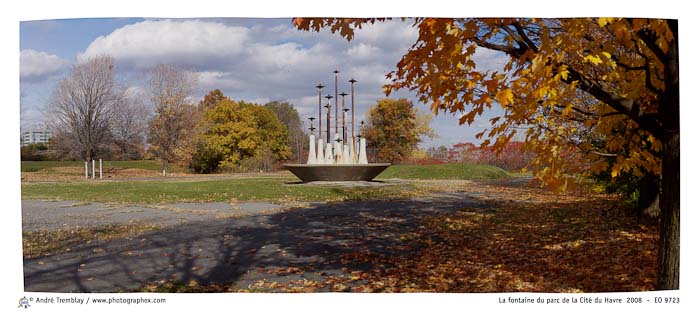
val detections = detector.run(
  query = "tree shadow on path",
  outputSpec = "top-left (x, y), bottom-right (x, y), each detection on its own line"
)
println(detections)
top-left (24, 195), bottom-right (490, 292)
top-left (24, 186), bottom-right (654, 293)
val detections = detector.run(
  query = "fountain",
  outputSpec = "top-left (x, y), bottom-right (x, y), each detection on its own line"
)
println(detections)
top-left (284, 71), bottom-right (390, 182)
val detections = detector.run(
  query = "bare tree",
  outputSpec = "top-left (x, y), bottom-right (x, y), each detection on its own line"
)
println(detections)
top-left (48, 56), bottom-right (121, 162)
top-left (263, 101), bottom-right (306, 163)
top-left (147, 64), bottom-right (199, 173)
top-left (112, 93), bottom-right (149, 160)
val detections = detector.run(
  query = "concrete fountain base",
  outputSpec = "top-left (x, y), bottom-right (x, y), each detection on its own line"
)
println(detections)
top-left (283, 163), bottom-right (391, 182)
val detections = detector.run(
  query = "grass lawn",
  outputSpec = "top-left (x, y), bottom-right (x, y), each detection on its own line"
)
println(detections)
top-left (377, 163), bottom-right (511, 180)
top-left (21, 160), bottom-right (183, 172)
top-left (21, 177), bottom-right (421, 203)
top-left (21, 163), bottom-right (512, 203)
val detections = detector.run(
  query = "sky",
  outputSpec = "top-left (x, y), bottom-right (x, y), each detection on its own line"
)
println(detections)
top-left (19, 17), bottom-right (510, 148)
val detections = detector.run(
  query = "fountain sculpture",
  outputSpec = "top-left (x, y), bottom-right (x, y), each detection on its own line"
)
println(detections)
top-left (284, 71), bottom-right (390, 182)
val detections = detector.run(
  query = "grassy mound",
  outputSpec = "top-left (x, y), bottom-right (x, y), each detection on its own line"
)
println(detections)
top-left (377, 163), bottom-right (511, 180)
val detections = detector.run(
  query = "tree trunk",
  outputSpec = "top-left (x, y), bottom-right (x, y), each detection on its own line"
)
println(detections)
top-left (656, 19), bottom-right (679, 290)
top-left (637, 173), bottom-right (660, 225)
top-left (657, 131), bottom-right (679, 290)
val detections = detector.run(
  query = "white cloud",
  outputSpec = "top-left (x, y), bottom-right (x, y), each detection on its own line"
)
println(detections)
top-left (473, 47), bottom-right (509, 72)
top-left (20, 49), bottom-right (68, 81)
top-left (251, 97), bottom-right (271, 105)
top-left (78, 20), bottom-right (249, 69)
top-left (20, 107), bottom-right (47, 132)
top-left (197, 71), bottom-right (244, 90)
top-left (124, 85), bottom-right (147, 98)
top-left (346, 43), bottom-right (381, 61)
top-left (70, 18), bottom-right (509, 147)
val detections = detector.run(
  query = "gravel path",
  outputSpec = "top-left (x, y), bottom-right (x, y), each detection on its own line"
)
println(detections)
top-left (21, 201), bottom-right (294, 231)
top-left (22, 192), bottom-right (492, 292)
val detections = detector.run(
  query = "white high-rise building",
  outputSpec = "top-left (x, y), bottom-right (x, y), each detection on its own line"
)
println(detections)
top-left (21, 129), bottom-right (53, 146)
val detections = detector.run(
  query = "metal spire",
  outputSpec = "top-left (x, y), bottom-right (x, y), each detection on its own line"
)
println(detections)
top-left (349, 78), bottom-right (357, 154)
top-left (324, 94), bottom-right (333, 143)
top-left (340, 92), bottom-right (348, 144)
top-left (308, 116), bottom-right (316, 132)
top-left (334, 70), bottom-right (339, 135)
top-left (315, 83), bottom-right (324, 139)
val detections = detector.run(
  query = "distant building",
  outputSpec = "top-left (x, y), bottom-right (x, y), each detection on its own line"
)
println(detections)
top-left (21, 129), bottom-right (53, 146)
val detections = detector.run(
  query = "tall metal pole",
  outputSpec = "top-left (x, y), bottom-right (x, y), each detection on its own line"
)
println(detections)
top-left (324, 95), bottom-right (333, 143)
top-left (308, 117), bottom-right (316, 138)
top-left (343, 108), bottom-right (350, 145)
top-left (308, 117), bottom-right (316, 162)
top-left (315, 84), bottom-right (324, 139)
top-left (334, 70), bottom-right (339, 136)
top-left (349, 78), bottom-right (357, 152)
top-left (340, 92), bottom-right (348, 144)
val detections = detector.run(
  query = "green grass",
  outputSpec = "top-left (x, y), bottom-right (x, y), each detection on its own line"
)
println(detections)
top-left (21, 164), bottom-right (513, 203)
top-left (21, 160), bottom-right (182, 172)
top-left (21, 177), bottom-right (418, 204)
top-left (377, 163), bottom-right (511, 180)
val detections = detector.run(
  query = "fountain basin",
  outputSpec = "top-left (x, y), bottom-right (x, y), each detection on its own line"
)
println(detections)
top-left (284, 163), bottom-right (391, 182)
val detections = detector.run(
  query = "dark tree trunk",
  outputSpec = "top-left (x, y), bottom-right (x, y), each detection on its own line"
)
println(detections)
top-left (637, 173), bottom-right (660, 225)
top-left (656, 19), bottom-right (680, 290)
top-left (658, 131), bottom-right (679, 290)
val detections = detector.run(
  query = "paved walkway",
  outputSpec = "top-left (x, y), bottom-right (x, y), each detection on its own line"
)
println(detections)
top-left (22, 200), bottom-right (291, 231)
top-left (23, 193), bottom-right (493, 292)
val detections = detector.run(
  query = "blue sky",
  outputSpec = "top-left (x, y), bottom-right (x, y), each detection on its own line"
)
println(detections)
top-left (20, 18), bottom-right (145, 59)
top-left (20, 18), bottom-right (508, 148)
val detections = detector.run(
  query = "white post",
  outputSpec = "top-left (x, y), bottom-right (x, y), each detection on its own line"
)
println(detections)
top-left (85, 161), bottom-right (88, 179)
top-left (317, 139), bottom-right (325, 164)
top-left (333, 133), bottom-right (341, 163)
top-left (335, 142), bottom-right (341, 163)
top-left (91, 159), bottom-right (95, 179)
top-left (99, 159), bottom-right (103, 179)
top-left (163, 170), bottom-right (166, 176)
top-left (324, 142), bottom-right (333, 164)
top-left (342, 144), bottom-right (350, 164)
top-left (349, 140), bottom-right (357, 164)
top-left (359, 138), bottom-right (368, 164)
top-left (307, 135), bottom-right (317, 164)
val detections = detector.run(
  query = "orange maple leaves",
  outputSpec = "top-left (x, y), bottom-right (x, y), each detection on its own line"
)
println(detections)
top-left (293, 18), bottom-right (672, 191)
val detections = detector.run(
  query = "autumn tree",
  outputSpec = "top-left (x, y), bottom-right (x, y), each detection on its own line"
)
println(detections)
top-left (191, 98), bottom-right (291, 173)
top-left (147, 64), bottom-right (199, 174)
top-left (448, 141), bottom-right (536, 171)
top-left (264, 101), bottom-right (306, 163)
top-left (48, 56), bottom-right (122, 162)
top-left (112, 96), bottom-right (148, 160)
top-left (294, 18), bottom-right (679, 289)
top-left (199, 89), bottom-right (229, 111)
top-left (20, 143), bottom-right (53, 161)
top-left (362, 98), bottom-right (436, 163)
top-left (427, 145), bottom-right (449, 162)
